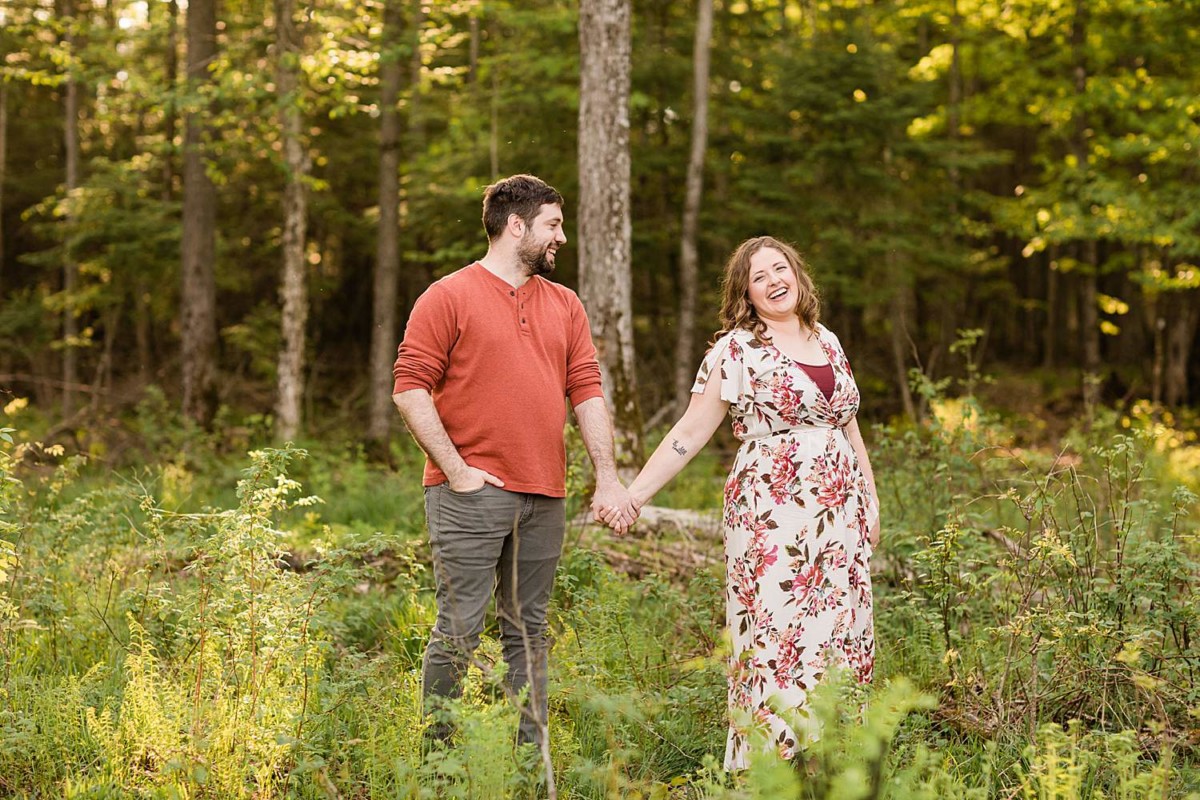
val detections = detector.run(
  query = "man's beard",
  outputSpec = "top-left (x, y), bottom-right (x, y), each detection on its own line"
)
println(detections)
top-left (518, 234), bottom-right (556, 277)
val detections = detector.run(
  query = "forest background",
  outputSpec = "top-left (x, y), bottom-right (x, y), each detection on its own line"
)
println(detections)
top-left (1, 0), bottom-right (1200, 797)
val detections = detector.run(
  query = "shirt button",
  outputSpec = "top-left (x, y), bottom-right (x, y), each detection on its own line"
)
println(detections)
top-left (509, 291), bottom-right (515, 296)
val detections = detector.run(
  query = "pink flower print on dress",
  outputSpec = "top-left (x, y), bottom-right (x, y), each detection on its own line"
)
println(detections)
top-left (809, 445), bottom-right (852, 510)
top-left (769, 372), bottom-right (805, 425)
top-left (764, 439), bottom-right (801, 505)
top-left (695, 327), bottom-right (876, 771)
top-left (844, 632), bottom-right (875, 683)
top-left (727, 336), bottom-right (744, 363)
top-left (819, 540), bottom-right (849, 572)
top-left (825, 386), bottom-right (857, 424)
top-left (744, 519), bottom-right (780, 575)
top-left (790, 562), bottom-right (824, 609)
top-left (770, 625), bottom-right (808, 689)
top-left (853, 501), bottom-right (871, 548)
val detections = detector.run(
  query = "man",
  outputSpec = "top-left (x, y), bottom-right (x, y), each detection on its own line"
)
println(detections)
top-left (392, 174), bottom-right (635, 750)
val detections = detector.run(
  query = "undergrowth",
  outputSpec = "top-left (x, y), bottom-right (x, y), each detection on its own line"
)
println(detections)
top-left (0, 377), bottom-right (1198, 797)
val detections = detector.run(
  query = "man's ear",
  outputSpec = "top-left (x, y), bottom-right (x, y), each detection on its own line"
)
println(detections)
top-left (506, 213), bottom-right (525, 238)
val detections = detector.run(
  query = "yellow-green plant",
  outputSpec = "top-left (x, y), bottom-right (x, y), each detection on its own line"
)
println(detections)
top-left (87, 446), bottom-right (333, 796)
top-left (0, 428), bottom-right (21, 693)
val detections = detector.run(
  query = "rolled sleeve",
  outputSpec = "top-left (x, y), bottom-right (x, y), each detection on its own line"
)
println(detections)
top-left (392, 285), bottom-right (456, 394)
top-left (565, 296), bottom-right (604, 407)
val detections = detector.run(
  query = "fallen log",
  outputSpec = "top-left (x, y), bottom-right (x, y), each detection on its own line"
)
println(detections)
top-left (570, 504), bottom-right (721, 539)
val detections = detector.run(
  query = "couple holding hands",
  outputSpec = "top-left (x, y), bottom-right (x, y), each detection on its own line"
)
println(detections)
top-left (392, 174), bottom-right (879, 772)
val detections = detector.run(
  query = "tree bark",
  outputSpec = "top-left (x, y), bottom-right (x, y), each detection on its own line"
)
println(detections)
top-left (888, 284), bottom-right (917, 422)
top-left (672, 0), bottom-right (713, 417)
top-left (1151, 311), bottom-right (1164, 407)
top-left (579, 0), bottom-right (642, 471)
top-left (162, 0), bottom-right (179, 197)
top-left (62, 0), bottom-right (80, 417)
top-left (136, 0), bottom-right (179, 383)
top-left (367, 0), bottom-right (404, 446)
top-left (407, 0), bottom-right (425, 148)
top-left (1163, 289), bottom-right (1198, 407)
top-left (489, 64), bottom-right (499, 179)
top-left (1078, 245), bottom-right (1101, 400)
top-left (1043, 247), bottom-right (1058, 368)
top-left (1071, 0), bottom-right (1100, 412)
top-left (467, 11), bottom-right (479, 86)
top-left (180, 0), bottom-right (218, 424)
top-left (0, 79), bottom-right (7, 296)
top-left (947, 0), bottom-right (961, 209)
top-left (274, 0), bottom-right (310, 442)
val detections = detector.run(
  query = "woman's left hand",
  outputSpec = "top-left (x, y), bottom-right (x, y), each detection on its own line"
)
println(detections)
top-left (869, 507), bottom-right (881, 550)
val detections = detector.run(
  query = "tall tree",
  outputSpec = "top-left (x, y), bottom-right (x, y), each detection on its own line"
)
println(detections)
top-left (672, 0), bottom-right (713, 415)
top-left (180, 0), bottom-right (218, 424)
top-left (135, 0), bottom-right (179, 382)
top-left (367, 0), bottom-right (404, 447)
top-left (1071, 0), bottom-right (1101, 413)
top-left (60, 0), bottom-right (80, 416)
top-left (578, 0), bottom-right (642, 469)
top-left (273, 0), bottom-right (310, 442)
top-left (0, 72), bottom-right (7, 295)
top-left (1162, 285), bottom-right (1199, 406)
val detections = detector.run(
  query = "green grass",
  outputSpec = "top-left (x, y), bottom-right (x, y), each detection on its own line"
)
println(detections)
top-left (1, 399), bottom-right (1198, 798)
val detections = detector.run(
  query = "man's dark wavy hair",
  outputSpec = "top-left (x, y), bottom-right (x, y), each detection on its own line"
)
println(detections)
top-left (482, 174), bottom-right (565, 240)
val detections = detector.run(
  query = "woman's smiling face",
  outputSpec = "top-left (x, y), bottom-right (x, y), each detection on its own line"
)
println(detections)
top-left (746, 246), bottom-right (799, 321)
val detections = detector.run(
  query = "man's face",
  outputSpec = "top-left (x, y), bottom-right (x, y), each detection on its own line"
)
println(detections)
top-left (517, 203), bottom-right (567, 277)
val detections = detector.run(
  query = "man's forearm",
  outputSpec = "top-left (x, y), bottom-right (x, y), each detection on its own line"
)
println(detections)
top-left (392, 389), bottom-right (469, 481)
top-left (573, 396), bottom-right (620, 484)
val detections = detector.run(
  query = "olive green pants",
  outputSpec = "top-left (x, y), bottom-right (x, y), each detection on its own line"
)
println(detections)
top-left (421, 482), bottom-right (565, 747)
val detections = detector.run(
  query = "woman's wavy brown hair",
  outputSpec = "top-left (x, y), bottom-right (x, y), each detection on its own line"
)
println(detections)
top-left (717, 235), bottom-right (820, 341)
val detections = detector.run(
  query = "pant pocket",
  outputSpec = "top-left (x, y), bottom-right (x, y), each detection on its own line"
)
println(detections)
top-left (424, 486), bottom-right (441, 539)
top-left (445, 483), bottom-right (487, 497)
top-left (437, 483), bottom-right (508, 534)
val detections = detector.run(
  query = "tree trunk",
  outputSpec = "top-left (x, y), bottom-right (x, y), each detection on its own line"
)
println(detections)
top-left (1164, 289), bottom-right (1199, 407)
top-left (947, 0), bottom-right (961, 208)
top-left (467, 11), bottom-right (479, 85)
top-left (407, 0), bottom-right (425, 148)
top-left (1078, 242), bottom-right (1100, 403)
top-left (137, 0), bottom-right (179, 383)
top-left (671, 0), bottom-right (713, 417)
top-left (1151, 306), bottom-right (1164, 407)
top-left (579, 0), bottom-right (642, 471)
top-left (0, 80), bottom-right (7, 295)
top-left (888, 284), bottom-right (917, 422)
top-left (1043, 246), bottom-right (1059, 368)
top-left (162, 0), bottom-right (178, 197)
top-left (180, 0), bottom-right (218, 424)
top-left (62, 0), bottom-right (80, 417)
top-left (367, 0), bottom-right (404, 446)
top-left (274, 0), bottom-right (310, 442)
top-left (489, 65), bottom-right (499, 179)
top-left (1071, 0), bottom-right (1100, 413)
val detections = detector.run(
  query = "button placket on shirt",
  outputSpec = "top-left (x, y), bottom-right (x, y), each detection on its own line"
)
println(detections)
top-left (516, 286), bottom-right (530, 333)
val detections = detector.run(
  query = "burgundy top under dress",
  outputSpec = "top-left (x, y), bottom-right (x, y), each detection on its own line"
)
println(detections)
top-left (798, 361), bottom-right (835, 400)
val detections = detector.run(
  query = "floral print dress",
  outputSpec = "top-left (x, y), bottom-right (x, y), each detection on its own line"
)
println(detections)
top-left (691, 324), bottom-right (878, 770)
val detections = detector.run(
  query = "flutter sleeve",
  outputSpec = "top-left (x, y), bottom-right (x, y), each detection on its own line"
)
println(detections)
top-left (691, 331), bottom-right (748, 405)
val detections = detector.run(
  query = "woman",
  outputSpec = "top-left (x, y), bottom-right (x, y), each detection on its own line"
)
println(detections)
top-left (604, 236), bottom-right (880, 769)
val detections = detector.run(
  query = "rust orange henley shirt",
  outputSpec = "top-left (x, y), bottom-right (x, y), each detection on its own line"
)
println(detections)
top-left (392, 263), bottom-right (604, 497)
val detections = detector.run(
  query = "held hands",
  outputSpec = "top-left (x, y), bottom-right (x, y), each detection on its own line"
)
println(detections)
top-left (591, 479), bottom-right (641, 536)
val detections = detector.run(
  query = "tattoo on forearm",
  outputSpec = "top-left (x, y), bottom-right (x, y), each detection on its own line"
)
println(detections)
top-left (671, 439), bottom-right (687, 456)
